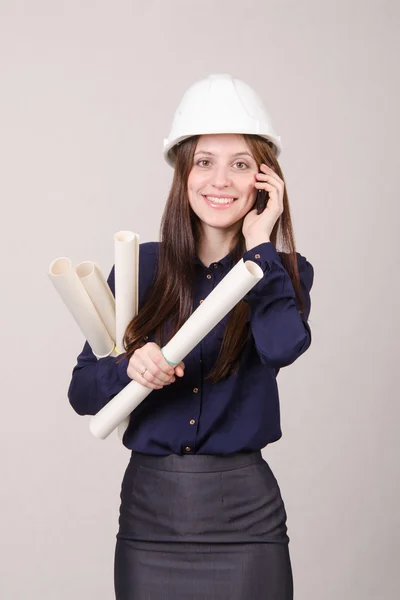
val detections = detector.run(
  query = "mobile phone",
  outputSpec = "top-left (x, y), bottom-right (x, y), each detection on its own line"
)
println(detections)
top-left (255, 189), bottom-right (269, 214)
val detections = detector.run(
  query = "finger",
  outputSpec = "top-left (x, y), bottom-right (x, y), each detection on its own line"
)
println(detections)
top-left (149, 347), bottom-right (178, 379)
top-left (254, 183), bottom-right (283, 214)
top-left (259, 163), bottom-right (282, 181)
top-left (258, 164), bottom-right (284, 187)
top-left (145, 359), bottom-right (176, 386)
top-left (254, 181), bottom-right (280, 196)
top-left (142, 342), bottom-right (175, 379)
top-left (175, 361), bottom-right (185, 377)
top-left (136, 371), bottom-right (164, 390)
top-left (255, 172), bottom-right (284, 191)
top-left (148, 351), bottom-right (179, 385)
top-left (131, 354), bottom-right (174, 387)
top-left (127, 357), bottom-right (164, 389)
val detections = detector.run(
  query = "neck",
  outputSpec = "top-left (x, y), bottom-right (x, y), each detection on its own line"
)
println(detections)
top-left (196, 223), bottom-right (240, 268)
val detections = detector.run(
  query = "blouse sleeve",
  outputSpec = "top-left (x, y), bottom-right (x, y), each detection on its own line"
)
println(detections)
top-left (242, 241), bottom-right (314, 369)
top-left (67, 266), bottom-right (132, 416)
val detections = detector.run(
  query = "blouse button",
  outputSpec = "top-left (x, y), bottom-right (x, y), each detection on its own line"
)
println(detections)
top-left (213, 263), bottom-right (218, 268)
top-left (206, 274), bottom-right (212, 279)
top-left (190, 419), bottom-right (195, 425)
top-left (185, 446), bottom-right (191, 452)
top-left (193, 388), bottom-right (198, 393)
top-left (199, 299), bottom-right (204, 304)
top-left (254, 254), bottom-right (261, 259)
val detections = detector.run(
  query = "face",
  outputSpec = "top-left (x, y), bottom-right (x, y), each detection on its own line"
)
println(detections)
top-left (187, 134), bottom-right (259, 233)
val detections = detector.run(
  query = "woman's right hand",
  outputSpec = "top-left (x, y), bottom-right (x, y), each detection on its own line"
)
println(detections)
top-left (126, 342), bottom-right (185, 390)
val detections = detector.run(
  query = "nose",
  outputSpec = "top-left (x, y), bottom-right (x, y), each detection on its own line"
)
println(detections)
top-left (210, 165), bottom-right (232, 189)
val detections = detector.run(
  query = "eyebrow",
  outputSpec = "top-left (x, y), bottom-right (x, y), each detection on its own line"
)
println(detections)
top-left (194, 150), bottom-right (254, 159)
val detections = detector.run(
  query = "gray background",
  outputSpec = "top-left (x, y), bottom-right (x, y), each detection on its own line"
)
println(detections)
top-left (0, 0), bottom-right (398, 598)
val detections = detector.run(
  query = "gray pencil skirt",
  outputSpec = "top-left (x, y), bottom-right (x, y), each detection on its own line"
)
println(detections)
top-left (114, 450), bottom-right (293, 599)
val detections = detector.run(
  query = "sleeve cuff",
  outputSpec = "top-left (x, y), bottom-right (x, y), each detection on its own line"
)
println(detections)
top-left (242, 242), bottom-right (284, 297)
top-left (243, 242), bottom-right (282, 273)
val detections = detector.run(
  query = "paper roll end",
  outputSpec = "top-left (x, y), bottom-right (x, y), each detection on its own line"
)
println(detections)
top-left (93, 343), bottom-right (116, 359)
top-left (48, 257), bottom-right (72, 276)
top-left (114, 231), bottom-right (139, 243)
top-left (89, 416), bottom-right (110, 439)
top-left (243, 260), bottom-right (264, 279)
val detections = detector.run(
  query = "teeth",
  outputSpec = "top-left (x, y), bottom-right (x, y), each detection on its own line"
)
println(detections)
top-left (205, 196), bottom-right (234, 204)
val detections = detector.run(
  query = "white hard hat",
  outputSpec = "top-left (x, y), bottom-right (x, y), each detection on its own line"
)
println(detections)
top-left (163, 73), bottom-right (282, 167)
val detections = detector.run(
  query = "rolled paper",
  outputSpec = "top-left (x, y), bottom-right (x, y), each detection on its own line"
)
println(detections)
top-left (48, 257), bottom-right (114, 358)
top-left (89, 257), bottom-right (264, 439)
top-left (114, 231), bottom-right (140, 355)
top-left (117, 420), bottom-right (130, 440)
top-left (116, 342), bottom-right (129, 440)
top-left (114, 231), bottom-right (140, 440)
top-left (108, 348), bottom-right (128, 438)
top-left (76, 261), bottom-right (116, 342)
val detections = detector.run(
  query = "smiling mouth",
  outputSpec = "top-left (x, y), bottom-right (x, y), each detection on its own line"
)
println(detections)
top-left (203, 195), bottom-right (238, 205)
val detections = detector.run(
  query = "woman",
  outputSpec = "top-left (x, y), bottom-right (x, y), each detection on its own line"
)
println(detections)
top-left (68, 73), bottom-right (314, 599)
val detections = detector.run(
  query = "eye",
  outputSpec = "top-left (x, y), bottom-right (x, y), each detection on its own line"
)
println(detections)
top-left (196, 159), bottom-right (211, 167)
top-left (234, 162), bottom-right (248, 169)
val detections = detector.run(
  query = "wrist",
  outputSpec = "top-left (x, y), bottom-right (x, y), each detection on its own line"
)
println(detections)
top-left (245, 238), bottom-right (271, 251)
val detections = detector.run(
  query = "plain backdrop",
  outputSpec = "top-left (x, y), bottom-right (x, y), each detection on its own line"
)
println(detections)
top-left (0, 1), bottom-right (398, 598)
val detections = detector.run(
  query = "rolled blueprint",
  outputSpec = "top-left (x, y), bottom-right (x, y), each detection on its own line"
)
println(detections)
top-left (89, 257), bottom-right (264, 439)
top-left (114, 231), bottom-right (140, 354)
top-left (114, 231), bottom-right (140, 439)
top-left (48, 257), bottom-right (114, 358)
top-left (76, 261), bottom-right (116, 342)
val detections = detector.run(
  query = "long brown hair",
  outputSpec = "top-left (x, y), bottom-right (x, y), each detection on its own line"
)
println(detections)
top-left (117, 134), bottom-right (306, 382)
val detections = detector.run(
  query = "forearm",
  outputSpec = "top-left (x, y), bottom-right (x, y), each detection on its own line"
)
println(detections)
top-left (67, 343), bottom-right (132, 415)
top-left (242, 242), bottom-right (314, 368)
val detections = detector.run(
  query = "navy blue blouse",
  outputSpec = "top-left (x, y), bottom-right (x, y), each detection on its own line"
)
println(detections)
top-left (67, 241), bottom-right (314, 455)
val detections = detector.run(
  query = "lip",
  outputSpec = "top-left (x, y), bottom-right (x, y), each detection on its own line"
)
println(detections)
top-left (202, 195), bottom-right (238, 210)
top-left (202, 194), bottom-right (237, 199)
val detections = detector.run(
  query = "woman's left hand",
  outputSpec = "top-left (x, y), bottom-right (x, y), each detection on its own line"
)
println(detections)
top-left (242, 163), bottom-right (284, 247)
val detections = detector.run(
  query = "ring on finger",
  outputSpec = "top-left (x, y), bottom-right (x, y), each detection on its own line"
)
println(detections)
top-left (139, 365), bottom-right (147, 376)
